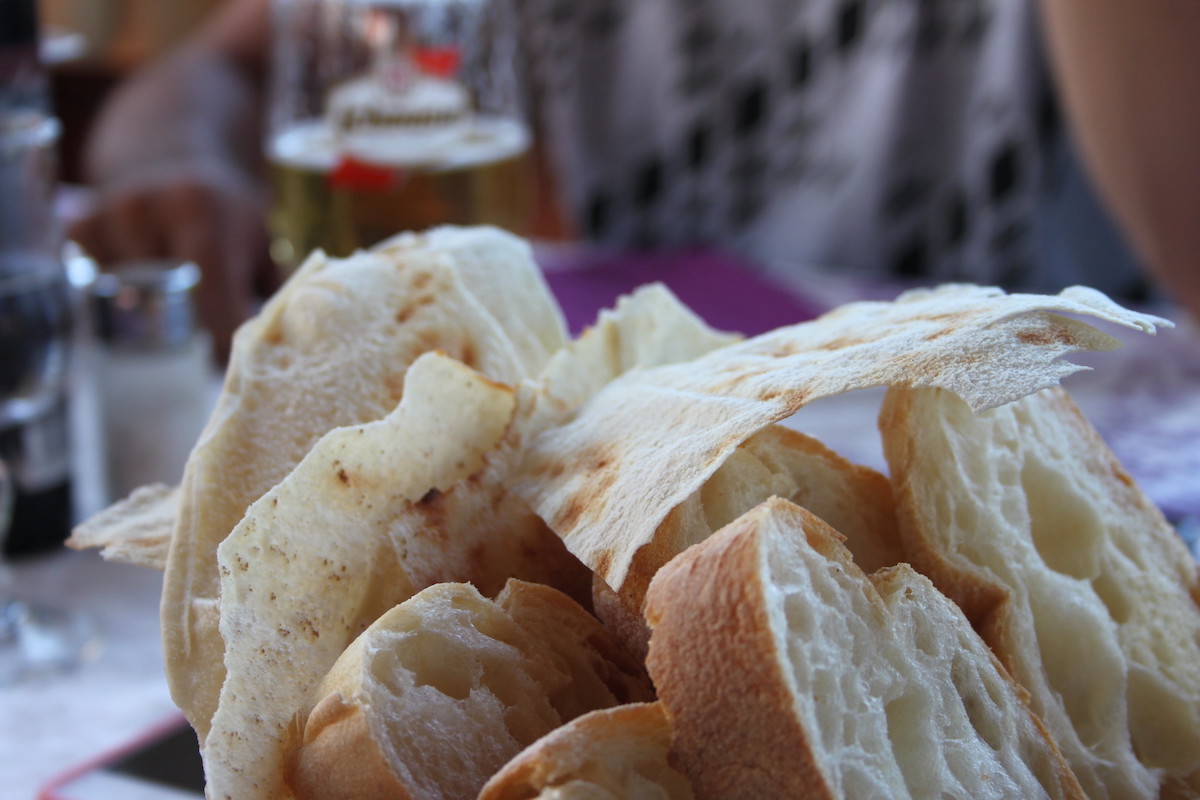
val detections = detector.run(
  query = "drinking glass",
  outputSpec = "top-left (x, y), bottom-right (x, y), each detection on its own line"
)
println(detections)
top-left (266, 0), bottom-right (533, 269)
top-left (0, 455), bottom-right (96, 685)
top-left (0, 104), bottom-right (97, 686)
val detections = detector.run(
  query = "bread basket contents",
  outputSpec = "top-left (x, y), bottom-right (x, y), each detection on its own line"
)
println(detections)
top-left (880, 386), bottom-right (1200, 798)
top-left (478, 703), bottom-right (692, 800)
top-left (644, 498), bottom-right (1086, 800)
top-left (164, 226), bottom-right (570, 743)
top-left (204, 351), bottom-right (595, 800)
top-left (286, 580), bottom-right (653, 800)
top-left (590, 424), bottom-right (903, 662)
top-left (71, 226), bottom-right (1199, 800)
top-left (514, 284), bottom-right (1171, 663)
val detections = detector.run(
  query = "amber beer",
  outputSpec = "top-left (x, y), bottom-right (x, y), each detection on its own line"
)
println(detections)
top-left (268, 114), bottom-right (533, 269)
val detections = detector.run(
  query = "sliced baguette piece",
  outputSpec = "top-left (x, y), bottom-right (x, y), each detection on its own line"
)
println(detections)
top-left (479, 703), bottom-right (693, 800)
top-left (594, 424), bottom-right (901, 661)
top-left (644, 497), bottom-right (1086, 800)
top-left (286, 580), bottom-right (654, 800)
top-left (880, 385), bottom-right (1200, 799)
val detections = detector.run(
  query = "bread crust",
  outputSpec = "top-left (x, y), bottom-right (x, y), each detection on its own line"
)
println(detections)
top-left (285, 692), bottom-right (414, 800)
top-left (479, 703), bottom-right (691, 800)
top-left (599, 424), bottom-right (904, 665)
top-left (647, 498), bottom-right (1088, 800)
top-left (286, 581), bottom-right (655, 800)
top-left (645, 506), bottom-right (831, 799)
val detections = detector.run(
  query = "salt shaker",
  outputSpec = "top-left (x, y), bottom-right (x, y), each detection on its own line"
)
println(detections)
top-left (91, 261), bottom-right (213, 501)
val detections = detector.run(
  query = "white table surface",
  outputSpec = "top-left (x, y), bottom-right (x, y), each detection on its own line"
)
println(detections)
top-left (2, 550), bottom-right (177, 800)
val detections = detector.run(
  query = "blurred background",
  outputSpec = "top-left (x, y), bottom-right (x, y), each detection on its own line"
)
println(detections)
top-left (40, 0), bottom-right (226, 183)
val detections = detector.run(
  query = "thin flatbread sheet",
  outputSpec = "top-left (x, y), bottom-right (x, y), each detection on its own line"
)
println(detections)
top-left (162, 226), bottom-right (566, 738)
top-left (516, 285), bottom-right (1170, 592)
top-left (66, 484), bottom-right (178, 570)
top-left (204, 353), bottom-right (571, 800)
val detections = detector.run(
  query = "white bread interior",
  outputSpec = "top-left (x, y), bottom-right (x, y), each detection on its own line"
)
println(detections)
top-left (286, 580), bottom-right (653, 800)
top-left (479, 702), bottom-right (693, 800)
top-left (645, 497), bottom-right (1085, 800)
top-left (595, 424), bottom-right (901, 660)
top-left (880, 385), bottom-right (1200, 799)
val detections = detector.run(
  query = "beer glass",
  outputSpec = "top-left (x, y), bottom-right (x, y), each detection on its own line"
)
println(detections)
top-left (267, 0), bottom-right (532, 269)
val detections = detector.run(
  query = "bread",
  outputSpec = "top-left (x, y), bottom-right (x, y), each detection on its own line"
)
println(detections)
top-left (286, 580), bottom-right (654, 800)
top-left (479, 703), bottom-right (693, 800)
top-left (203, 353), bottom-right (592, 800)
top-left (70, 250), bottom-right (1180, 800)
top-left (594, 424), bottom-right (900, 661)
top-left (518, 284), bottom-right (1167, 617)
top-left (644, 497), bottom-right (1086, 800)
top-left (161, 226), bottom-right (567, 739)
top-left (201, 284), bottom-right (738, 800)
top-left (880, 385), bottom-right (1200, 799)
top-left (67, 483), bottom-right (177, 569)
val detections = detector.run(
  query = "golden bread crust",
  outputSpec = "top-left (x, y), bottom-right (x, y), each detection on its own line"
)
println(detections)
top-left (286, 692), bottom-right (414, 800)
top-left (645, 506), bottom-right (830, 800)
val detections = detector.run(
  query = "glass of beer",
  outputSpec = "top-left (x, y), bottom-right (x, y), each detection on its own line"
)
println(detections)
top-left (266, 0), bottom-right (533, 269)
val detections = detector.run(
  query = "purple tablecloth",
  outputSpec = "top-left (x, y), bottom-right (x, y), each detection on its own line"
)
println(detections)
top-left (540, 247), bottom-right (824, 336)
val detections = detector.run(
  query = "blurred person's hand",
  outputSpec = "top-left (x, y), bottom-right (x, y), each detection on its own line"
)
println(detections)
top-left (69, 159), bottom-right (280, 362)
top-left (70, 0), bottom-right (275, 362)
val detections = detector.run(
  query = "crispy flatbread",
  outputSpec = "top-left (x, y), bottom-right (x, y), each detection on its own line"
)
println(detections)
top-left (162, 226), bottom-right (568, 739)
top-left (517, 285), bottom-right (1169, 595)
top-left (201, 286), bottom-right (734, 800)
top-left (204, 353), bottom-right (579, 800)
top-left (66, 484), bottom-right (178, 570)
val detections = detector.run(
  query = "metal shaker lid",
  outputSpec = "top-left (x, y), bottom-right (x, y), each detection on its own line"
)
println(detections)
top-left (92, 260), bottom-right (202, 350)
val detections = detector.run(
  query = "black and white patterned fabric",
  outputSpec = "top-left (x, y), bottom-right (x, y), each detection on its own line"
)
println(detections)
top-left (514, 0), bottom-right (1143, 294)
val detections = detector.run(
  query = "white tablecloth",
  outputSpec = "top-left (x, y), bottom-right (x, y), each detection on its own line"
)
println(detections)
top-left (1, 551), bottom-right (176, 800)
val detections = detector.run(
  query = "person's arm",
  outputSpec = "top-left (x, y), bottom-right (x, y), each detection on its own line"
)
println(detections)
top-left (1038, 1), bottom-right (1200, 320)
top-left (69, 0), bottom-right (275, 361)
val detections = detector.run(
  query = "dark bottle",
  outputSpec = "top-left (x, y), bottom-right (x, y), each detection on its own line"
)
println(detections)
top-left (1, 0), bottom-right (75, 556)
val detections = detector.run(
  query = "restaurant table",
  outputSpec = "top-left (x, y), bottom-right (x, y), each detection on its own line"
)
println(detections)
top-left (4, 248), bottom-right (1200, 799)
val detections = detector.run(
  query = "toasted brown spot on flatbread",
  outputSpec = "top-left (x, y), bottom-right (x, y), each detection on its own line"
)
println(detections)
top-left (593, 549), bottom-right (614, 579)
top-left (461, 342), bottom-right (478, 370)
top-left (555, 494), bottom-right (587, 532)
top-left (1017, 328), bottom-right (1075, 347)
top-left (385, 373), bottom-right (405, 403)
top-left (262, 323), bottom-right (285, 346)
top-left (816, 335), bottom-right (871, 351)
